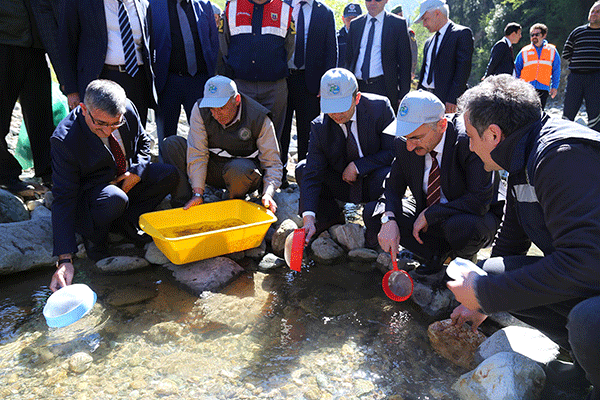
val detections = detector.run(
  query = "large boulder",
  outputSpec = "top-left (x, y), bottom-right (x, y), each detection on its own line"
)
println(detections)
top-left (167, 256), bottom-right (244, 295)
top-left (0, 205), bottom-right (54, 274)
top-left (452, 351), bottom-right (546, 400)
top-left (330, 223), bottom-right (365, 251)
top-left (0, 188), bottom-right (29, 223)
top-left (310, 236), bottom-right (345, 264)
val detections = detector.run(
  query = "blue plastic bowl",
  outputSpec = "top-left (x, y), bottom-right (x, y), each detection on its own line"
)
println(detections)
top-left (43, 284), bottom-right (97, 328)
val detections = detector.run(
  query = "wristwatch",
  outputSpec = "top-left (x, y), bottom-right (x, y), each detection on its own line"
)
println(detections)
top-left (56, 258), bottom-right (73, 268)
top-left (380, 215), bottom-right (396, 224)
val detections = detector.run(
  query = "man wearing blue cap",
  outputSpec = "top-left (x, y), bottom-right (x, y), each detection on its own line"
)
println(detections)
top-left (338, 3), bottom-right (362, 69)
top-left (369, 90), bottom-right (501, 275)
top-left (296, 68), bottom-right (395, 243)
top-left (162, 75), bottom-right (283, 212)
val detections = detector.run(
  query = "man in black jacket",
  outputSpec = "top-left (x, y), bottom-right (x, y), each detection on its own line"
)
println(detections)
top-left (450, 75), bottom-right (600, 400)
top-left (482, 22), bottom-right (521, 78)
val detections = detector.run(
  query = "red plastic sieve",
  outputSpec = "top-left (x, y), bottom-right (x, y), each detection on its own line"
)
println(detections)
top-left (382, 251), bottom-right (414, 302)
top-left (284, 228), bottom-right (305, 272)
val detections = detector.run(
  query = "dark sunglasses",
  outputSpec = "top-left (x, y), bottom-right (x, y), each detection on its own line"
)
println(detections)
top-left (530, 32), bottom-right (542, 37)
top-left (365, 0), bottom-right (384, 2)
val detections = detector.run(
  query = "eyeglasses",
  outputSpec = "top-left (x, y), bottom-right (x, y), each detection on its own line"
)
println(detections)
top-left (530, 32), bottom-right (542, 37)
top-left (88, 109), bottom-right (125, 129)
top-left (365, 0), bottom-right (384, 3)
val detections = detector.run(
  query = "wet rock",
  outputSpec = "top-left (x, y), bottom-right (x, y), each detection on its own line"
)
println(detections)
top-left (452, 351), bottom-right (546, 400)
top-left (167, 256), bottom-right (244, 295)
top-left (310, 237), bottom-right (345, 264)
top-left (0, 188), bottom-right (29, 222)
top-left (258, 253), bottom-right (285, 271)
top-left (245, 239), bottom-right (266, 260)
top-left (272, 189), bottom-right (301, 228)
top-left (354, 379), bottom-right (375, 396)
top-left (428, 319), bottom-right (487, 369)
top-left (348, 248), bottom-right (378, 262)
top-left (145, 321), bottom-right (184, 344)
top-left (43, 190), bottom-right (54, 209)
top-left (155, 378), bottom-right (179, 396)
top-left (475, 326), bottom-right (560, 365)
top-left (0, 205), bottom-right (53, 274)
top-left (376, 253), bottom-right (419, 274)
top-left (75, 243), bottom-right (86, 259)
top-left (330, 223), bottom-right (365, 251)
top-left (26, 199), bottom-right (44, 212)
top-left (144, 241), bottom-right (170, 265)
top-left (95, 256), bottom-right (149, 273)
top-left (227, 250), bottom-right (245, 261)
top-left (68, 352), bottom-right (93, 373)
top-left (106, 286), bottom-right (158, 307)
top-left (411, 281), bottom-right (454, 318)
top-left (271, 219), bottom-right (298, 257)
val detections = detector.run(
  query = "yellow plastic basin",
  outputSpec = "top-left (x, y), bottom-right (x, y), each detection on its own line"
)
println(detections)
top-left (139, 199), bottom-right (277, 265)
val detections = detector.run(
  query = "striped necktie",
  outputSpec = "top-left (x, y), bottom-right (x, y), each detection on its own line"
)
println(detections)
top-left (426, 150), bottom-right (441, 206)
top-left (117, 0), bottom-right (139, 77)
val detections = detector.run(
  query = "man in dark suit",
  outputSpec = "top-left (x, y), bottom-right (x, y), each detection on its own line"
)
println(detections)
top-left (416, 0), bottom-right (473, 114)
top-left (148, 0), bottom-right (219, 158)
top-left (49, 80), bottom-right (178, 291)
top-left (346, 0), bottom-right (411, 112)
top-left (296, 68), bottom-right (395, 243)
top-left (483, 22), bottom-right (521, 79)
top-left (280, 0), bottom-right (337, 178)
top-left (337, 3), bottom-right (362, 69)
top-left (59, 0), bottom-right (156, 126)
top-left (370, 90), bottom-right (501, 275)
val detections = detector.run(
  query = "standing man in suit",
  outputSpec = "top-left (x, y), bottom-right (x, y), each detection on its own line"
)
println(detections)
top-left (0, 0), bottom-right (56, 193)
top-left (49, 80), bottom-right (178, 291)
top-left (346, 0), bottom-right (411, 112)
top-left (416, 0), bottom-right (473, 114)
top-left (337, 3), bottom-right (362, 69)
top-left (148, 0), bottom-right (219, 158)
top-left (279, 0), bottom-right (337, 182)
top-left (59, 0), bottom-right (156, 126)
top-left (483, 22), bottom-right (521, 79)
top-left (218, 0), bottom-right (294, 152)
top-left (371, 90), bottom-right (501, 275)
top-left (296, 68), bottom-right (395, 244)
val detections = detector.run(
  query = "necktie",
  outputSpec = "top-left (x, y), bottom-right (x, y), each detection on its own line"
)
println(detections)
top-left (426, 32), bottom-right (440, 85)
top-left (361, 18), bottom-right (376, 81)
top-left (294, 1), bottom-right (307, 69)
top-left (510, 44), bottom-right (514, 60)
top-left (345, 121), bottom-right (362, 203)
top-left (117, 0), bottom-right (139, 77)
top-left (426, 150), bottom-right (441, 207)
top-left (109, 133), bottom-right (127, 176)
top-left (177, 0), bottom-right (197, 76)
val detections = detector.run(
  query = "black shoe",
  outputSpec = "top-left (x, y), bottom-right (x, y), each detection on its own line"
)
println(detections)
top-left (1, 178), bottom-right (35, 195)
top-left (414, 256), bottom-right (445, 276)
top-left (118, 220), bottom-right (153, 247)
top-left (546, 358), bottom-right (590, 388)
top-left (280, 174), bottom-right (290, 189)
top-left (39, 174), bottom-right (53, 190)
top-left (83, 237), bottom-right (111, 262)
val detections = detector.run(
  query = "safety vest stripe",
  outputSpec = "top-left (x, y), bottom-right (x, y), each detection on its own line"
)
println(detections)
top-left (209, 148), bottom-right (260, 159)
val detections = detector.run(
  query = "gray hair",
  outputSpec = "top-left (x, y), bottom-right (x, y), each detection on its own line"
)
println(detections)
top-left (458, 74), bottom-right (541, 137)
top-left (431, 4), bottom-right (449, 17)
top-left (83, 79), bottom-right (127, 116)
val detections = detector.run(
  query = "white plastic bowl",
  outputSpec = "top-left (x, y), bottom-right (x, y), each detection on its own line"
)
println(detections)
top-left (43, 284), bottom-right (97, 328)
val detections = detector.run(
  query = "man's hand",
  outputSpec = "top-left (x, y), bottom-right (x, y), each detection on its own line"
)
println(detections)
top-left (303, 214), bottom-right (317, 244)
top-left (49, 263), bottom-right (75, 292)
top-left (450, 304), bottom-right (488, 332)
top-left (113, 172), bottom-right (141, 193)
top-left (262, 193), bottom-right (277, 213)
top-left (447, 270), bottom-right (482, 312)
top-left (342, 162), bottom-right (359, 184)
top-left (445, 102), bottom-right (457, 113)
top-left (412, 209), bottom-right (429, 244)
top-left (67, 93), bottom-right (80, 110)
top-left (550, 88), bottom-right (558, 98)
top-left (184, 194), bottom-right (204, 210)
top-left (378, 218), bottom-right (400, 260)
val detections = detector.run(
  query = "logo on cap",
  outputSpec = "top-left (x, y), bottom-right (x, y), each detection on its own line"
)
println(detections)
top-left (328, 83), bottom-right (340, 95)
top-left (208, 84), bottom-right (218, 94)
top-left (399, 104), bottom-right (409, 117)
top-left (349, 4), bottom-right (356, 11)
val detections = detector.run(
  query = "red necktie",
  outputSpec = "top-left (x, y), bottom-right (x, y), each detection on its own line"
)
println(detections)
top-left (426, 150), bottom-right (441, 207)
top-left (109, 133), bottom-right (127, 176)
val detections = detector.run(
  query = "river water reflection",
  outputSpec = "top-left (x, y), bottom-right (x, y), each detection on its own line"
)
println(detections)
top-left (0, 261), bottom-right (466, 400)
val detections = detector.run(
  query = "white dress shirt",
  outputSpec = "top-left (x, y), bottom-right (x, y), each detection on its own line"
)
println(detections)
top-left (422, 20), bottom-right (451, 89)
top-left (104, 0), bottom-right (144, 66)
top-left (354, 11), bottom-right (385, 80)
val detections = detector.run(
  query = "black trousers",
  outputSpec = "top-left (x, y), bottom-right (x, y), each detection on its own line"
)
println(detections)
top-left (563, 71), bottom-right (600, 132)
top-left (100, 67), bottom-right (152, 127)
top-left (0, 44), bottom-right (54, 182)
top-left (281, 70), bottom-right (320, 165)
top-left (536, 88), bottom-right (549, 109)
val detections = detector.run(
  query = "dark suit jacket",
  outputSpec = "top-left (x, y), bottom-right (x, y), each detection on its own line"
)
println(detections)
top-left (58, 0), bottom-right (157, 105)
top-left (301, 93), bottom-right (395, 213)
top-left (301, 0), bottom-right (337, 95)
top-left (148, 0), bottom-right (219, 94)
top-left (50, 100), bottom-right (152, 255)
top-left (382, 115), bottom-right (494, 226)
top-left (30, 0), bottom-right (64, 83)
top-left (418, 22), bottom-right (474, 106)
top-left (346, 12), bottom-right (411, 110)
top-left (483, 38), bottom-right (514, 77)
top-left (337, 26), bottom-right (348, 69)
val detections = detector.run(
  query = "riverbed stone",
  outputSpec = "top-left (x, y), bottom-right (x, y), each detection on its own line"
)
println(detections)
top-left (428, 319), bottom-right (487, 369)
top-left (167, 256), bottom-right (244, 295)
top-left (0, 205), bottom-right (53, 274)
top-left (330, 223), bottom-right (365, 251)
top-left (258, 253), bottom-right (286, 270)
top-left (245, 239), bottom-right (266, 260)
top-left (452, 351), bottom-right (546, 400)
top-left (95, 256), bottom-right (149, 273)
top-left (145, 321), bottom-right (184, 344)
top-left (411, 281), bottom-right (455, 318)
top-left (0, 188), bottom-right (30, 222)
top-left (310, 236), bottom-right (345, 264)
top-left (475, 325), bottom-right (560, 365)
top-left (68, 352), bottom-right (93, 373)
top-left (106, 286), bottom-right (158, 307)
top-left (348, 248), bottom-right (378, 262)
top-left (271, 219), bottom-right (298, 257)
top-left (144, 241), bottom-right (170, 265)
